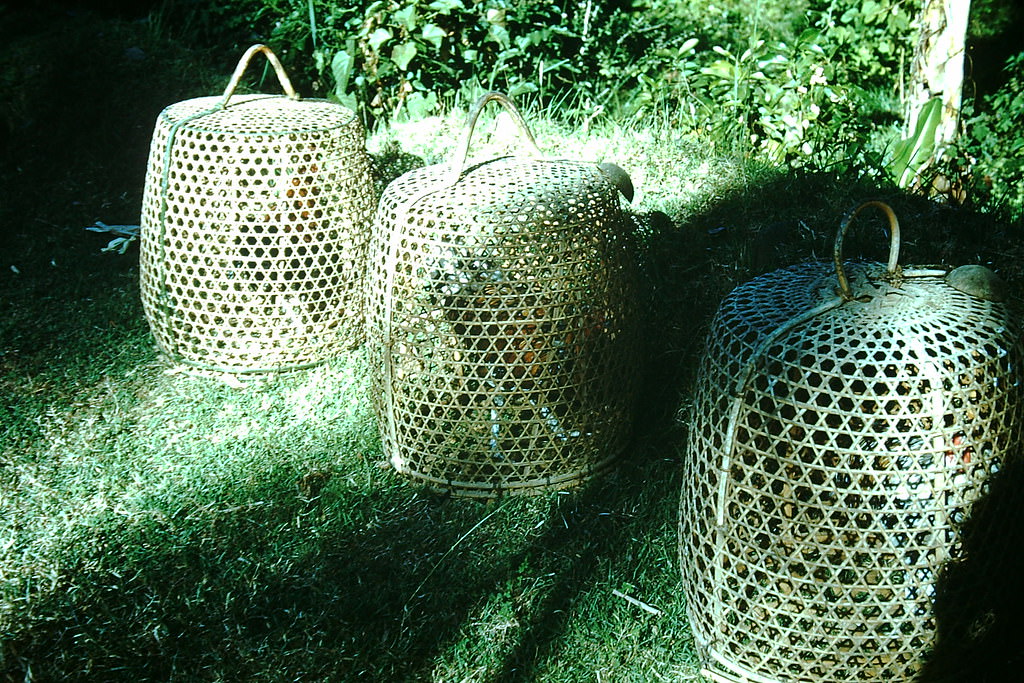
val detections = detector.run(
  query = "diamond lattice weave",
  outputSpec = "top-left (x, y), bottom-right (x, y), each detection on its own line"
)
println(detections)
top-left (139, 47), bottom-right (375, 376)
top-left (680, 222), bottom-right (1024, 682)
top-left (367, 137), bottom-right (642, 497)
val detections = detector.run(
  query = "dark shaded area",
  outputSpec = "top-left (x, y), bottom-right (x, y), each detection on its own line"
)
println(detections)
top-left (634, 176), bottom-right (1024, 683)
top-left (0, 5), bottom-right (214, 249)
top-left (632, 166), bottom-right (1024, 452)
top-left (923, 451), bottom-right (1024, 683)
top-left (968, 0), bottom-right (1024, 101)
top-left (0, 478), bottom-right (529, 681)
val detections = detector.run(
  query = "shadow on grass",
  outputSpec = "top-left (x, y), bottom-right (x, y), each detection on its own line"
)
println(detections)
top-left (451, 170), bottom-right (910, 681)
top-left (0, 469), bottom-right (530, 681)
top-left (13, 171), bottom-right (1024, 682)
top-left (5, 8), bottom-right (1024, 676)
top-left (469, 172), bottom-right (1024, 681)
top-left (483, 457), bottom-right (687, 682)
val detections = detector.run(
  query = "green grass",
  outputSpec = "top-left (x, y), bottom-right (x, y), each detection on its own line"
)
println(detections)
top-left (4, 5), bottom-right (1024, 683)
top-left (0, 35), bottom-right (716, 678)
top-left (1, 341), bottom-right (700, 681)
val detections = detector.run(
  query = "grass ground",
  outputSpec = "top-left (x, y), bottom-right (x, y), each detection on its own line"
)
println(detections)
top-left (3, 5), bottom-right (1024, 683)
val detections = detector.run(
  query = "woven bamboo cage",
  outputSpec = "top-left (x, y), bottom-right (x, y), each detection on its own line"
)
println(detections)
top-left (366, 92), bottom-right (642, 497)
top-left (139, 44), bottom-right (375, 375)
top-left (679, 201), bottom-right (1024, 682)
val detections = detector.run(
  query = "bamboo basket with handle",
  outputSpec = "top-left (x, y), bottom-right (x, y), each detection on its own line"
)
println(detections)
top-left (679, 201), bottom-right (1024, 682)
top-left (139, 44), bottom-right (376, 376)
top-left (366, 92), bottom-right (642, 497)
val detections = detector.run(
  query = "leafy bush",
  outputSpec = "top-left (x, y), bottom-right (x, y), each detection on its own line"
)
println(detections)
top-left (198, 0), bottom-right (865, 149)
top-left (240, 0), bottom-right (626, 124)
top-left (816, 0), bottom-right (914, 89)
top-left (160, 0), bottom-right (1016, 199)
top-left (692, 30), bottom-right (849, 163)
top-left (599, 3), bottom-right (876, 167)
top-left (959, 51), bottom-right (1024, 219)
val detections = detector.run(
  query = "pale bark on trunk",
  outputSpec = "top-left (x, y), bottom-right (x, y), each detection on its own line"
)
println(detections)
top-left (904, 0), bottom-right (972, 157)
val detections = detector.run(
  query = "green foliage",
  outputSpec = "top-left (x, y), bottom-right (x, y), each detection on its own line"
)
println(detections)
top-left (184, 0), bottom-right (925, 172)
top-left (243, 0), bottom-right (615, 123)
top-left (968, 0), bottom-right (1022, 41)
top-left (599, 2), bottom-right (873, 167)
top-left (959, 51), bottom-right (1024, 220)
top-left (889, 96), bottom-right (943, 189)
top-left (693, 29), bottom-right (848, 163)
top-left (317, 0), bottom-right (490, 118)
top-left (814, 0), bottom-right (914, 87)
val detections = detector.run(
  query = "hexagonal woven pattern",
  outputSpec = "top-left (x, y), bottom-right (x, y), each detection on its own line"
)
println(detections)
top-left (366, 95), bottom-right (641, 497)
top-left (679, 210), bottom-right (1024, 682)
top-left (139, 46), bottom-right (375, 375)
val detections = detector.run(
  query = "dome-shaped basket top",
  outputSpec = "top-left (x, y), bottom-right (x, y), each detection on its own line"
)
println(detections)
top-left (719, 201), bottom-right (1008, 393)
top-left (377, 92), bottom-right (626, 233)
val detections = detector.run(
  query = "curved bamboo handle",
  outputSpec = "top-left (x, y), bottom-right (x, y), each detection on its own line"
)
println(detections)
top-left (448, 92), bottom-right (544, 180)
top-left (219, 44), bottom-right (299, 108)
top-left (833, 200), bottom-right (902, 301)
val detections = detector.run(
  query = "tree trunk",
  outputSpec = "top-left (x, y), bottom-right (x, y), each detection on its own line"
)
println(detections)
top-left (904, 0), bottom-right (972, 158)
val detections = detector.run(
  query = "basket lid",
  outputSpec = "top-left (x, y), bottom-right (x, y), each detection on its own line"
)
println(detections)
top-left (719, 201), bottom-right (1012, 396)
top-left (158, 44), bottom-right (359, 135)
top-left (382, 92), bottom-right (630, 218)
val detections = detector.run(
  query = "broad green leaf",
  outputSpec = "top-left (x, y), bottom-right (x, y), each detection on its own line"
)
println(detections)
top-left (391, 42), bottom-right (417, 71)
top-left (331, 50), bottom-right (354, 98)
top-left (428, 0), bottom-right (464, 11)
top-left (890, 97), bottom-right (943, 188)
top-left (702, 60), bottom-right (736, 80)
top-left (421, 23), bottom-right (446, 49)
top-left (394, 5), bottom-right (417, 31)
top-left (508, 81), bottom-right (539, 97)
top-left (798, 28), bottom-right (821, 46)
top-left (369, 27), bottom-right (392, 51)
top-left (488, 24), bottom-right (509, 48)
top-left (758, 54), bottom-right (787, 68)
top-left (403, 90), bottom-right (439, 119)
